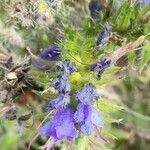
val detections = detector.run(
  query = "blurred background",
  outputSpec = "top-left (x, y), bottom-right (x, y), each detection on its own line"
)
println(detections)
top-left (0, 0), bottom-right (150, 150)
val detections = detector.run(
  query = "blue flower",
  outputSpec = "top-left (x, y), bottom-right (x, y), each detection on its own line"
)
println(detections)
top-left (74, 103), bottom-right (104, 136)
top-left (90, 58), bottom-right (111, 72)
top-left (76, 84), bottom-right (99, 104)
top-left (57, 61), bottom-right (78, 77)
top-left (48, 93), bottom-right (70, 110)
top-left (96, 23), bottom-right (112, 48)
top-left (40, 107), bottom-right (78, 141)
top-left (33, 45), bottom-right (60, 69)
top-left (53, 76), bottom-right (70, 94)
top-left (89, 0), bottom-right (102, 22)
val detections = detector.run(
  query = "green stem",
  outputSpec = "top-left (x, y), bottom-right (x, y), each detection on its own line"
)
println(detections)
top-left (123, 106), bottom-right (150, 121)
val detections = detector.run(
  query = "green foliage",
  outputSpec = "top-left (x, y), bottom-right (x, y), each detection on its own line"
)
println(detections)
top-left (96, 99), bottom-right (123, 112)
top-left (0, 0), bottom-right (150, 150)
top-left (139, 39), bottom-right (150, 71)
top-left (72, 135), bottom-right (88, 150)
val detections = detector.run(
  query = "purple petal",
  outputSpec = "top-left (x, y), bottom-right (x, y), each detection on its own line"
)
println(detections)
top-left (80, 121), bottom-right (95, 136)
top-left (74, 103), bottom-right (86, 122)
top-left (57, 61), bottom-right (78, 77)
top-left (40, 107), bottom-right (78, 141)
top-left (76, 84), bottom-right (99, 104)
top-left (53, 76), bottom-right (70, 94)
top-left (48, 94), bottom-right (70, 110)
top-left (74, 103), bottom-right (104, 136)
top-left (90, 107), bottom-right (104, 128)
top-left (39, 45), bottom-right (60, 61)
top-left (56, 122), bottom-right (77, 141)
top-left (33, 45), bottom-right (60, 69)
top-left (135, 0), bottom-right (150, 9)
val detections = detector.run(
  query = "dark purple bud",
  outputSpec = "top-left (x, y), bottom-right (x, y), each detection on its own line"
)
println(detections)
top-left (39, 45), bottom-right (60, 61)
top-left (33, 45), bottom-right (60, 69)
top-left (89, 0), bottom-right (102, 22)
top-left (96, 23), bottom-right (112, 48)
top-left (40, 107), bottom-right (78, 141)
top-left (90, 58), bottom-right (111, 72)
top-left (48, 93), bottom-right (70, 110)
top-left (74, 103), bottom-right (104, 136)
top-left (76, 84), bottom-right (99, 104)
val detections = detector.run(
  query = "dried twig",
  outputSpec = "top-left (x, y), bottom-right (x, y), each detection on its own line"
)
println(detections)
top-left (109, 36), bottom-right (145, 63)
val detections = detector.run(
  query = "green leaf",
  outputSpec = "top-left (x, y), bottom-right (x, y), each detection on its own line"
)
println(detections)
top-left (104, 117), bottom-right (123, 124)
top-left (97, 77), bottom-right (119, 85)
top-left (121, 7), bottom-right (132, 31)
top-left (104, 66), bottom-right (121, 74)
top-left (72, 135), bottom-right (88, 150)
top-left (96, 99), bottom-right (123, 112)
top-left (109, 128), bottom-right (129, 139)
top-left (132, 3), bottom-right (140, 20)
top-left (139, 40), bottom-right (150, 71)
top-left (138, 4), bottom-right (150, 19)
top-left (128, 51), bottom-right (136, 65)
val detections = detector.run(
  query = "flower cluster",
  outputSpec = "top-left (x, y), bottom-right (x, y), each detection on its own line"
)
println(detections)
top-left (34, 46), bottom-right (104, 148)
top-left (40, 83), bottom-right (104, 148)
top-left (38, 60), bottom-right (79, 149)
top-left (74, 84), bottom-right (104, 136)
top-left (30, 43), bottom-right (105, 149)
top-left (48, 61), bottom-right (77, 110)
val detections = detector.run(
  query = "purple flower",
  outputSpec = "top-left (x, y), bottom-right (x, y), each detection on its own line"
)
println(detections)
top-left (53, 76), bottom-right (70, 94)
top-left (89, 0), bottom-right (102, 22)
top-left (40, 107), bottom-right (78, 141)
top-left (74, 103), bottom-right (104, 136)
top-left (76, 84), bottom-right (99, 104)
top-left (57, 61), bottom-right (78, 77)
top-left (135, 0), bottom-right (150, 9)
top-left (39, 45), bottom-right (60, 61)
top-left (90, 58), bottom-right (111, 72)
top-left (48, 93), bottom-right (70, 110)
top-left (35, 13), bottom-right (45, 21)
top-left (96, 23), bottom-right (112, 48)
top-left (142, 0), bottom-right (150, 6)
top-left (33, 45), bottom-right (60, 69)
